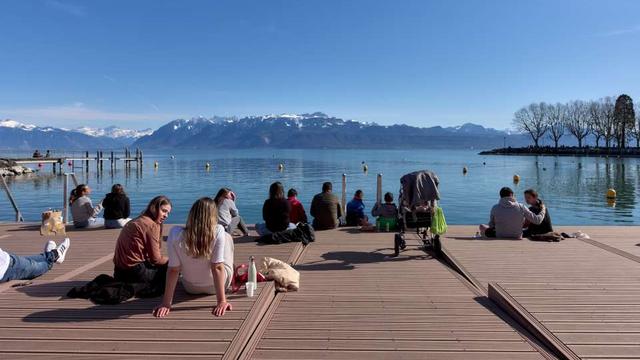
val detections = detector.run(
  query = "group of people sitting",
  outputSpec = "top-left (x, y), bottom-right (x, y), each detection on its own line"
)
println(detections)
top-left (345, 189), bottom-right (400, 230)
top-left (1, 178), bottom-right (553, 320)
top-left (69, 184), bottom-right (131, 229)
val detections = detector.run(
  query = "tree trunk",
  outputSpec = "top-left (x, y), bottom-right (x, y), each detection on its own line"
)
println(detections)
top-left (554, 139), bottom-right (559, 148)
top-left (534, 138), bottom-right (539, 148)
top-left (605, 138), bottom-right (610, 148)
top-left (578, 138), bottom-right (583, 148)
top-left (595, 137), bottom-right (600, 147)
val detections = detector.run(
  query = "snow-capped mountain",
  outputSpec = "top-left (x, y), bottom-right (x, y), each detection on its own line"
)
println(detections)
top-left (0, 119), bottom-right (150, 150)
top-left (72, 126), bottom-right (154, 139)
top-left (134, 113), bottom-right (531, 149)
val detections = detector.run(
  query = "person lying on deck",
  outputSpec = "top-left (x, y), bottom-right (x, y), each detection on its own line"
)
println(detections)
top-left (70, 184), bottom-right (104, 229)
top-left (310, 182), bottom-right (342, 230)
top-left (154, 197), bottom-right (234, 318)
top-left (113, 196), bottom-right (171, 294)
top-left (0, 238), bottom-right (70, 283)
top-left (522, 189), bottom-right (553, 237)
top-left (479, 187), bottom-right (546, 239)
top-left (214, 187), bottom-right (249, 236)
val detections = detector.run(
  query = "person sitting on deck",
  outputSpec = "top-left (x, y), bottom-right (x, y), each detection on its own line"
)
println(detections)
top-left (522, 189), bottom-right (553, 237)
top-left (214, 187), bottom-right (249, 236)
top-left (346, 190), bottom-right (369, 226)
top-left (102, 184), bottom-right (131, 229)
top-left (32, 149), bottom-right (42, 158)
top-left (256, 182), bottom-right (296, 236)
top-left (44, 150), bottom-right (51, 158)
top-left (0, 238), bottom-right (70, 283)
top-left (70, 184), bottom-right (104, 229)
top-left (310, 182), bottom-right (343, 230)
top-left (154, 197), bottom-right (234, 318)
top-left (113, 196), bottom-right (171, 293)
top-left (371, 192), bottom-right (399, 230)
top-left (479, 187), bottom-right (546, 239)
top-left (287, 188), bottom-right (308, 224)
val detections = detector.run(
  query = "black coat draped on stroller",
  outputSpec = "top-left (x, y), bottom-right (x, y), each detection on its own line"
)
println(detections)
top-left (392, 170), bottom-right (442, 257)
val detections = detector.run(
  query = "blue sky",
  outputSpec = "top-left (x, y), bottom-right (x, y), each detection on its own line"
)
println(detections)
top-left (1, 0), bottom-right (639, 130)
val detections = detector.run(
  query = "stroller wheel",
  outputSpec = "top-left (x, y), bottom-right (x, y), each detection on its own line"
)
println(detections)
top-left (432, 235), bottom-right (442, 257)
top-left (393, 234), bottom-right (403, 257)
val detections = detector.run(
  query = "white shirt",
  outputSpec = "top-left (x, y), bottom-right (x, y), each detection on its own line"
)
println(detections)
top-left (167, 225), bottom-right (233, 289)
top-left (0, 248), bottom-right (11, 280)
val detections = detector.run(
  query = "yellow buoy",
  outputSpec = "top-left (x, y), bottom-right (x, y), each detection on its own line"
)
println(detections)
top-left (278, 163), bottom-right (284, 171)
top-left (513, 174), bottom-right (520, 183)
top-left (205, 162), bottom-right (210, 169)
top-left (606, 188), bottom-right (616, 199)
top-left (462, 166), bottom-right (468, 174)
top-left (363, 164), bottom-right (368, 172)
top-left (154, 161), bottom-right (159, 168)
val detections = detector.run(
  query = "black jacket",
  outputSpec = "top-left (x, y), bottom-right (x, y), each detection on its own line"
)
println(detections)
top-left (103, 193), bottom-right (131, 220)
top-left (262, 198), bottom-right (291, 233)
top-left (527, 201), bottom-right (553, 235)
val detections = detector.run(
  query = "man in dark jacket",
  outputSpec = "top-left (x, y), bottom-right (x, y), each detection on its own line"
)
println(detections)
top-left (310, 182), bottom-right (343, 230)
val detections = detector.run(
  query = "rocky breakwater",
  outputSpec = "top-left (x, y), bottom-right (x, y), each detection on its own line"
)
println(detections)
top-left (0, 159), bottom-right (35, 177)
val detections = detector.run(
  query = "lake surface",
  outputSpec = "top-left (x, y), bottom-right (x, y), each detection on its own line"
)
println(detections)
top-left (2, 149), bottom-right (640, 226)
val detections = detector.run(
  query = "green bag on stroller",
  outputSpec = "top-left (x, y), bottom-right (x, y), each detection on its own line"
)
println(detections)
top-left (431, 206), bottom-right (447, 235)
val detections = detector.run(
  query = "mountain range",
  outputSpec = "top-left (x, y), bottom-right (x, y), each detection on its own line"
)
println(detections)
top-left (133, 112), bottom-right (530, 149)
top-left (1, 113), bottom-right (532, 151)
top-left (0, 119), bottom-right (152, 150)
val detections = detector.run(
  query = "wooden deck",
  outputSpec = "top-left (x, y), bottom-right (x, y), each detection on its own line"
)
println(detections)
top-left (1, 224), bottom-right (638, 359)
top-left (441, 225), bottom-right (640, 360)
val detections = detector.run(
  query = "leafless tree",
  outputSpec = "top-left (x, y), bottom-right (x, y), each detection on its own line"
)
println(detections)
top-left (630, 104), bottom-right (640, 148)
top-left (545, 103), bottom-right (566, 148)
top-left (513, 102), bottom-right (548, 147)
top-left (566, 100), bottom-right (590, 147)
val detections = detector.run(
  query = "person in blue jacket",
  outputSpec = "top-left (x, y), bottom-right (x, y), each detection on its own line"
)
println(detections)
top-left (346, 190), bottom-right (369, 226)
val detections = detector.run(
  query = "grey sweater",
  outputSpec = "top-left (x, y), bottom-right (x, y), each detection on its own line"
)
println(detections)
top-left (488, 197), bottom-right (546, 238)
top-left (217, 198), bottom-right (239, 228)
top-left (71, 196), bottom-right (103, 226)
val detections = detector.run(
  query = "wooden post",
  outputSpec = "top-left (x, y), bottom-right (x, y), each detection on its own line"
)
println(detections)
top-left (100, 151), bottom-right (104, 172)
top-left (63, 173), bottom-right (69, 224)
top-left (138, 149), bottom-right (143, 167)
top-left (1, 175), bottom-right (24, 222)
top-left (85, 151), bottom-right (89, 173)
top-left (341, 174), bottom-right (347, 220)
top-left (111, 151), bottom-right (115, 170)
top-left (376, 173), bottom-right (383, 203)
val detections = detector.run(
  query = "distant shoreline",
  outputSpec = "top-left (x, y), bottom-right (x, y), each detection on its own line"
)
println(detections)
top-left (479, 146), bottom-right (640, 158)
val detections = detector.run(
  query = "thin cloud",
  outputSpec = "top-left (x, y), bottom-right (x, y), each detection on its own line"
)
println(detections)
top-left (102, 74), bottom-right (117, 83)
top-left (46, 0), bottom-right (86, 17)
top-left (0, 103), bottom-right (173, 125)
top-left (600, 25), bottom-right (640, 37)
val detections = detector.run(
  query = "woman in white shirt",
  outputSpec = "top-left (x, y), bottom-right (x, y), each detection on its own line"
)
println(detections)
top-left (153, 197), bottom-right (234, 318)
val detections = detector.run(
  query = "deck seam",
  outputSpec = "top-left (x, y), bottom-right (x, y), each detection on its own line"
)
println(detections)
top-left (488, 282), bottom-right (580, 360)
top-left (577, 237), bottom-right (640, 264)
top-left (235, 242), bottom-right (310, 360)
top-left (222, 242), bottom-right (307, 360)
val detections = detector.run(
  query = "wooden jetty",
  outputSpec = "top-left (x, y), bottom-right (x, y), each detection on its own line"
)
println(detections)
top-left (0, 224), bottom-right (639, 359)
top-left (5, 147), bottom-right (143, 174)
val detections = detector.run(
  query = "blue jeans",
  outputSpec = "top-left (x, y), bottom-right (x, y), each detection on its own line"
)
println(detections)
top-left (0, 251), bottom-right (56, 282)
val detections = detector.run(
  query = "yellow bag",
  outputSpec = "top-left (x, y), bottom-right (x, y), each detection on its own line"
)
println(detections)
top-left (431, 206), bottom-right (447, 235)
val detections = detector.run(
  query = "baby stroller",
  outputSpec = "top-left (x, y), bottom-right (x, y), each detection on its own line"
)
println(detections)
top-left (392, 170), bottom-right (442, 257)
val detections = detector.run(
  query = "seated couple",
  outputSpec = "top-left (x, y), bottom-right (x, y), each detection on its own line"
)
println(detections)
top-left (256, 182), bottom-right (308, 235)
top-left (346, 190), bottom-right (399, 230)
top-left (70, 184), bottom-right (132, 229)
top-left (112, 196), bottom-right (234, 317)
top-left (479, 187), bottom-right (553, 239)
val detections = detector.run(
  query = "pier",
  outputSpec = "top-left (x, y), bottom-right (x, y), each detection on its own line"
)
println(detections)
top-left (1, 224), bottom-right (638, 359)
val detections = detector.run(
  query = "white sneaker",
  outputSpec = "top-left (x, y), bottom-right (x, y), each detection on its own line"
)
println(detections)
top-left (55, 238), bottom-right (70, 264)
top-left (44, 240), bottom-right (56, 253)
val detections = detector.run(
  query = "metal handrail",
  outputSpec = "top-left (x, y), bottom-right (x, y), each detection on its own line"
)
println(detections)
top-left (1, 175), bottom-right (24, 222)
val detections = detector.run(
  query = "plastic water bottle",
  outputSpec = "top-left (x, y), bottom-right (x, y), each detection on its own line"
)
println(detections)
top-left (474, 231), bottom-right (481, 239)
top-left (248, 256), bottom-right (257, 284)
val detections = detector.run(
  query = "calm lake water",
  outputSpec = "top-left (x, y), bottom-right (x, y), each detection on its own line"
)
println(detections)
top-left (2, 149), bottom-right (640, 225)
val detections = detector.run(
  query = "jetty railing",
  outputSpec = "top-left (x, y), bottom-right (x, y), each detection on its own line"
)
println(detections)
top-left (0, 175), bottom-right (24, 222)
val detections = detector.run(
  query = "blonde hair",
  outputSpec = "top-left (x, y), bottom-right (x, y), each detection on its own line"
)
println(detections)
top-left (182, 197), bottom-right (219, 258)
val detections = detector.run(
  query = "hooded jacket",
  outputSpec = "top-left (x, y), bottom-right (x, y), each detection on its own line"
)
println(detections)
top-left (488, 197), bottom-right (546, 238)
